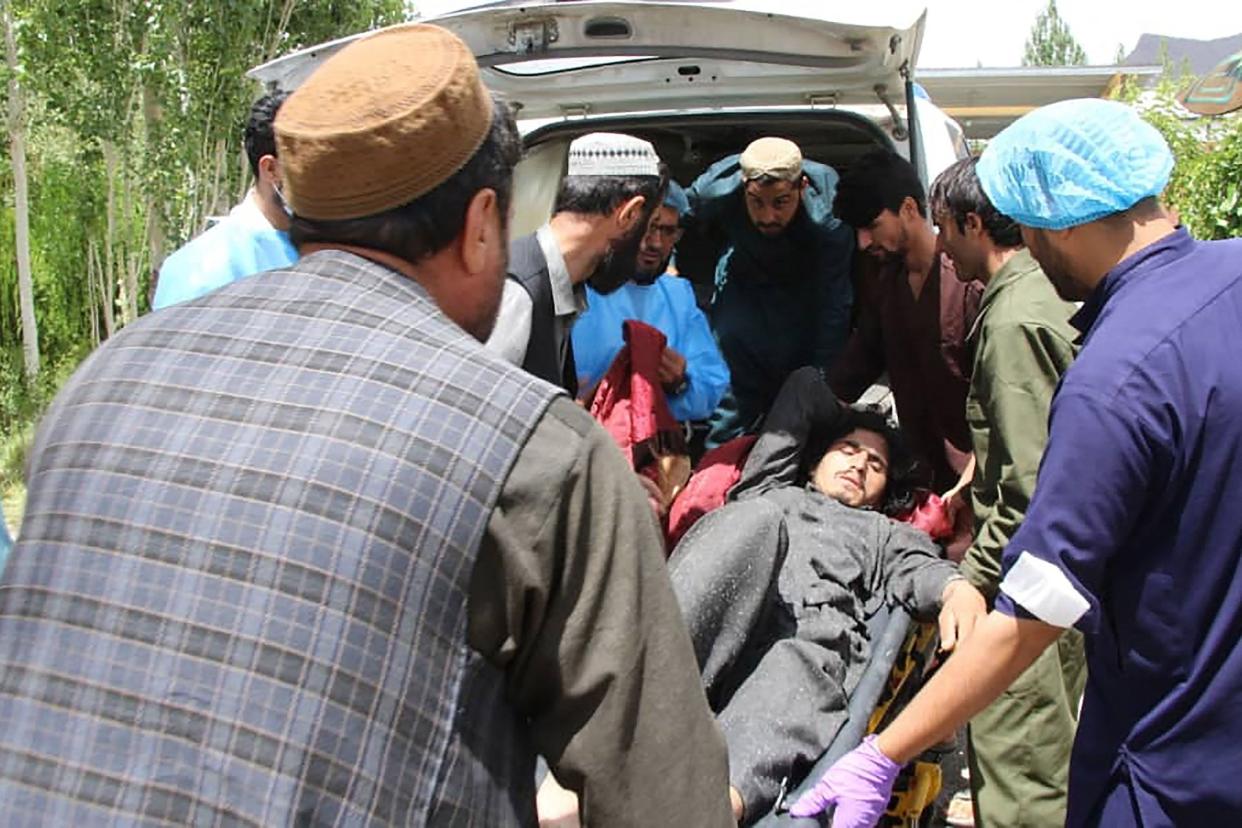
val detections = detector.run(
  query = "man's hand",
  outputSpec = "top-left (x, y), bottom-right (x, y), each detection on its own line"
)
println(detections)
top-left (658, 346), bottom-right (688, 392)
top-left (729, 786), bottom-right (745, 823)
top-left (942, 453), bottom-right (975, 504)
top-left (788, 735), bottom-right (902, 826)
top-left (536, 774), bottom-right (581, 828)
top-left (635, 473), bottom-right (669, 520)
top-left (577, 375), bottom-right (602, 409)
top-left (938, 578), bottom-right (987, 653)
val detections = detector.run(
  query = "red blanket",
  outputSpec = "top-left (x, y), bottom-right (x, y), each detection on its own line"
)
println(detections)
top-left (665, 434), bottom-right (759, 549)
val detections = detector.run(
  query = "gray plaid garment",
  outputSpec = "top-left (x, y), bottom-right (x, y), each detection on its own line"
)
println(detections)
top-left (0, 250), bottom-right (560, 826)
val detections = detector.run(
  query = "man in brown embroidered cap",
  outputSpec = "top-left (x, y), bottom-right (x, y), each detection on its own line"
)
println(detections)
top-left (0, 24), bottom-right (732, 828)
top-left (486, 132), bottom-right (667, 396)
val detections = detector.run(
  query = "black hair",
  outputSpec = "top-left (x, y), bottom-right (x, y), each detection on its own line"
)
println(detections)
top-left (801, 406), bottom-right (927, 517)
top-left (928, 156), bottom-right (1021, 248)
top-left (244, 92), bottom-right (289, 178)
top-left (553, 165), bottom-right (668, 217)
top-left (833, 149), bottom-right (926, 230)
top-left (289, 96), bottom-right (522, 265)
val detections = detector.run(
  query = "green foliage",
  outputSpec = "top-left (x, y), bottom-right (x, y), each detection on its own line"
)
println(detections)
top-left (1122, 73), bottom-right (1242, 241)
top-left (1023, 0), bottom-right (1088, 67)
top-left (0, 343), bottom-right (87, 490)
top-left (1156, 115), bottom-right (1242, 240)
top-left (0, 0), bottom-right (410, 510)
top-left (1192, 124), bottom-right (1242, 239)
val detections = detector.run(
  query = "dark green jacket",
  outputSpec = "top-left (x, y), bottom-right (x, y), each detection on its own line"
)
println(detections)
top-left (960, 249), bottom-right (1079, 598)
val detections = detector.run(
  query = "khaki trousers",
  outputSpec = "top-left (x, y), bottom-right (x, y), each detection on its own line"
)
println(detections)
top-left (968, 629), bottom-right (1087, 827)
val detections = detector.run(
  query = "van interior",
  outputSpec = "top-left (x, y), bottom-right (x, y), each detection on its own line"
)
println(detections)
top-left (510, 110), bottom-right (898, 237)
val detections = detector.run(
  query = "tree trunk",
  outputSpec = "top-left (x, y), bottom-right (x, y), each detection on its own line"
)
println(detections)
top-left (5, 1), bottom-right (39, 379)
top-left (119, 130), bottom-right (139, 325)
top-left (101, 140), bottom-right (127, 326)
top-left (86, 240), bottom-right (100, 346)
top-left (142, 82), bottom-right (165, 311)
top-left (90, 240), bottom-right (115, 341)
top-left (263, 0), bottom-right (299, 64)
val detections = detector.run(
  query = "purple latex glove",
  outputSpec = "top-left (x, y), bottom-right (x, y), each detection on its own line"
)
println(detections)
top-left (788, 735), bottom-right (902, 826)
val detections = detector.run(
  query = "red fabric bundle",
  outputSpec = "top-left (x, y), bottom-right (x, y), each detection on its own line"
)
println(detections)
top-left (589, 320), bottom-right (683, 465)
top-left (897, 490), bottom-right (956, 541)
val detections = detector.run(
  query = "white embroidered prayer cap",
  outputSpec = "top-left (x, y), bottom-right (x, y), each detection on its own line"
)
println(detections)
top-left (567, 132), bottom-right (661, 177)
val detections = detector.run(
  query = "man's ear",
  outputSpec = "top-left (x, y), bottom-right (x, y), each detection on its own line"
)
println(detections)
top-left (900, 195), bottom-right (923, 222)
top-left (615, 194), bottom-right (647, 233)
top-left (257, 154), bottom-right (280, 186)
top-left (1049, 226), bottom-right (1076, 245)
top-left (963, 212), bottom-right (984, 237)
top-left (460, 187), bottom-right (500, 275)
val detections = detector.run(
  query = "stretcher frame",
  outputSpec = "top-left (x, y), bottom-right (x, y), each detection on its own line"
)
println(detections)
top-left (756, 606), bottom-right (950, 827)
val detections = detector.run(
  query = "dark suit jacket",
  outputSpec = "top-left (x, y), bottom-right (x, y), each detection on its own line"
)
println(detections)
top-left (508, 232), bottom-right (578, 397)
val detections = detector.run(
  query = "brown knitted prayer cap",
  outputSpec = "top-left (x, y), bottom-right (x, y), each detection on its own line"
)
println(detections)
top-left (275, 24), bottom-right (493, 221)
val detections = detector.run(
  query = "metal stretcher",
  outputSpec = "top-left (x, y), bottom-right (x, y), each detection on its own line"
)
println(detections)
top-left (756, 606), bottom-right (951, 827)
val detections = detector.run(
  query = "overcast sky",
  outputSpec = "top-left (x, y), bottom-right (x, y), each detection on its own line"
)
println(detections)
top-left (919, 0), bottom-right (1242, 67)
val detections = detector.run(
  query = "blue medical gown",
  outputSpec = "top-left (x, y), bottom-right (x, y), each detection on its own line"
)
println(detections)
top-left (0, 519), bottom-right (10, 577)
top-left (154, 202), bottom-right (297, 310)
top-left (572, 275), bottom-right (730, 422)
top-left (994, 229), bottom-right (1242, 826)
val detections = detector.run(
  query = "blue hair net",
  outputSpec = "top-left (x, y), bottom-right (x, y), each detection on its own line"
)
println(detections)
top-left (663, 180), bottom-right (690, 218)
top-left (976, 98), bottom-right (1174, 230)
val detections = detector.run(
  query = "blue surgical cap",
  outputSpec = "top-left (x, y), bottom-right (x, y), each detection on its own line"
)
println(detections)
top-left (976, 98), bottom-right (1174, 230)
top-left (663, 180), bottom-right (690, 218)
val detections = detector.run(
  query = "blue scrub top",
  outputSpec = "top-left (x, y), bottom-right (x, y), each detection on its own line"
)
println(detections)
top-left (994, 229), bottom-right (1242, 825)
top-left (571, 274), bottom-right (730, 422)
top-left (154, 203), bottom-right (298, 310)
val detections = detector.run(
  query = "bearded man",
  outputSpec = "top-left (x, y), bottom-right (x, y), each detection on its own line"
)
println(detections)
top-left (486, 133), bottom-right (667, 395)
top-left (570, 181), bottom-right (729, 422)
top-left (678, 137), bottom-right (854, 447)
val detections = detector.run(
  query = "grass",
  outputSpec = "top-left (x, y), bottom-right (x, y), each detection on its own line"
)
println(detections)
top-left (1, 346), bottom-right (93, 539)
top-left (1, 419), bottom-right (34, 539)
top-left (2, 481), bottom-right (23, 538)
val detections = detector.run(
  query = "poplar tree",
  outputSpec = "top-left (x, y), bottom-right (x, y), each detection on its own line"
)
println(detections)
top-left (1023, 0), bottom-right (1088, 67)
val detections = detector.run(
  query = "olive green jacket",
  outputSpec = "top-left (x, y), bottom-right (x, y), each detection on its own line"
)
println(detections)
top-left (960, 249), bottom-right (1079, 598)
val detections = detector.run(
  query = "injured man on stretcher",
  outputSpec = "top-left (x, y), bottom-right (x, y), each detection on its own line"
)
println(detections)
top-left (670, 367), bottom-right (986, 824)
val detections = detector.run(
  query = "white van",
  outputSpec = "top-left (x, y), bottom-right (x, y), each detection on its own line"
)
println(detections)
top-left (249, 0), bottom-right (968, 237)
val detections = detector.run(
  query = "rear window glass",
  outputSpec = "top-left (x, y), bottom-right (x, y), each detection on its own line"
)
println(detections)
top-left (493, 56), bottom-right (658, 75)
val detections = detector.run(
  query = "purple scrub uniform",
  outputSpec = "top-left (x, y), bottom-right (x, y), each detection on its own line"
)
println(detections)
top-left (994, 229), bottom-right (1242, 826)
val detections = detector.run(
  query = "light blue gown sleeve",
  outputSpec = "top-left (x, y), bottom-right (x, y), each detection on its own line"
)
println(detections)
top-left (665, 278), bottom-right (730, 422)
top-left (0, 518), bottom-right (11, 577)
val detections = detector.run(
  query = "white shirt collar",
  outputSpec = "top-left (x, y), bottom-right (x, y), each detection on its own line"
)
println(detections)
top-left (536, 224), bottom-right (587, 318)
top-left (228, 190), bottom-right (277, 233)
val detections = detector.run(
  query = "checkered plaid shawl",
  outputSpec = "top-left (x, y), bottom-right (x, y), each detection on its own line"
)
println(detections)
top-left (0, 250), bottom-right (558, 826)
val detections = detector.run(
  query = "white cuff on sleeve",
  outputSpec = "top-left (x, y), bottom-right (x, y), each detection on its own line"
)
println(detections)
top-left (999, 551), bottom-right (1091, 628)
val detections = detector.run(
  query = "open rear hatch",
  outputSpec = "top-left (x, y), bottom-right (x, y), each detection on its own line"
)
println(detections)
top-left (249, 1), bottom-right (926, 124)
top-left (249, 2), bottom-right (934, 232)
